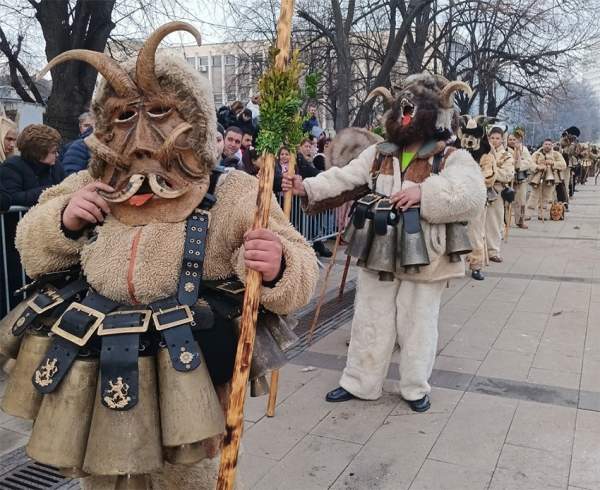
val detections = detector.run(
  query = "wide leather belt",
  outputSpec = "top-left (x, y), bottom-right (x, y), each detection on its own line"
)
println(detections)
top-left (150, 297), bottom-right (202, 372)
top-left (13, 278), bottom-right (89, 336)
top-left (98, 309), bottom-right (151, 410)
top-left (32, 291), bottom-right (120, 394)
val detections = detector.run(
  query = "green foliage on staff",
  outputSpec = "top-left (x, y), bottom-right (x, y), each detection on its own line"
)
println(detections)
top-left (256, 48), bottom-right (304, 155)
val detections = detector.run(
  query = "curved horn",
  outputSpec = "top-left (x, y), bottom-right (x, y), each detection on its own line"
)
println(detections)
top-left (366, 87), bottom-right (394, 108)
top-left (155, 122), bottom-right (194, 167)
top-left (99, 174), bottom-right (146, 203)
top-left (136, 21), bottom-right (202, 94)
top-left (440, 81), bottom-right (473, 108)
top-left (37, 50), bottom-right (137, 98)
top-left (148, 173), bottom-right (190, 199)
top-left (85, 134), bottom-right (129, 170)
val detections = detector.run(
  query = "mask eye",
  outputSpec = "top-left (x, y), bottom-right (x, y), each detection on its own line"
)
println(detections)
top-left (116, 109), bottom-right (137, 123)
top-left (147, 106), bottom-right (172, 118)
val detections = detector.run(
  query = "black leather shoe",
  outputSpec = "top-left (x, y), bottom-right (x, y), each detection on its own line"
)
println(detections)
top-left (313, 241), bottom-right (333, 258)
top-left (325, 387), bottom-right (355, 403)
top-left (471, 270), bottom-right (485, 281)
top-left (407, 394), bottom-right (431, 413)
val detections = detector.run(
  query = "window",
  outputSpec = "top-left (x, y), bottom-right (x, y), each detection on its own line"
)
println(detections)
top-left (212, 55), bottom-right (222, 67)
top-left (185, 56), bottom-right (196, 68)
top-left (214, 94), bottom-right (223, 106)
top-left (225, 55), bottom-right (236, 66)
top-left (198, 56), bottom-right (209, 66)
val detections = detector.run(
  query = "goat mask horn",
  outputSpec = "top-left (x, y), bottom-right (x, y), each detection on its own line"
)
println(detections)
top-left (136, 21), bottom-right (203, 94)
top-left (37, 50), bottom-right (138, 98)
top-left (440, 81), bottom-right (472, 108)
top-left (366, 87), bottom-right (394, 108)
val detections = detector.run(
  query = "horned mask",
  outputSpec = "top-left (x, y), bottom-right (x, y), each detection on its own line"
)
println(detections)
top-left (367, 73), bottom-right (472, 146)
top-left (38, 22), bottom-right (218, 226)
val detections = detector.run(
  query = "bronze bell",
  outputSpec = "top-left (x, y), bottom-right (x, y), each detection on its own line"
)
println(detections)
top-left (83, 355), bottom-right (163, 476)
top-left (346, 217), bottom-right (374, 263)
top-left (366, 224), bottom-right (397, 281)
top-left (1, 332), bottom-right (52, 420)
top-left (0, 299), bottom-right (29, 360)
top-left (27, 358), bottom-right (98, 472)
top-left (164, 441), bottom-right (208, 465)
top-left (264, 313), bottom-right (299, 352)
top-left (544, 166), bottom-right (555, 185)
top-left (250, 375), bottom-right (270, 397)
top-left (399, 208), bottom-right (430, 274)
top-left (158, 348), bottom-right (224, 452)
top-left (446, 222), bottom-right (472, 263)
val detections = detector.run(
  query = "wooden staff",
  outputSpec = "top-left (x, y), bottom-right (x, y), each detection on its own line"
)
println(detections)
top-left (504, 201), bottom-right (512, 241)
top-left (338, 254), bottom-right (352, 301)
top-left (217, 1), bottom-right (295, 486)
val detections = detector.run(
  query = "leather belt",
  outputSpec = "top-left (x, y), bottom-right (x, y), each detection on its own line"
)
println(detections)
top-left (13, 278), bottom-right (88, 336)
top-left (353, 194), bottom-right (381, 229)
top-left (98, 309), bottom-right (151, 410)
top-left (178, 209), bottom-right (210, 306)
top-left (32, 291), bottom-right (120, 394)
top-left (373, 199), bottom-right (394, 236)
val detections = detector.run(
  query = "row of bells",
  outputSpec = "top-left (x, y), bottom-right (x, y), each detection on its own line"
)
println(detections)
top-left (343, 214), bottom-right (471, 281)
top-left (0, 310), bottom-right (299, 485)
top-left (530, 166), bottom-right (558, 187)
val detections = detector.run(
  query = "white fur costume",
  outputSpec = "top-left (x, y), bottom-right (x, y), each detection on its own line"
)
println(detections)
top-left (304, 144), bottom-right (485, 400)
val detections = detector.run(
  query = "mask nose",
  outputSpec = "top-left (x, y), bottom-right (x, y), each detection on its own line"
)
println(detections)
top-left (127, 113), bottom-right (158, 159)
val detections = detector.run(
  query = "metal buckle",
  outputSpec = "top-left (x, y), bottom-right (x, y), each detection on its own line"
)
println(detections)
top-left (153, 304), bottom-right (194, 331)
top-left (97, 310), bottom-right (152, 336)
top-left (357, 194), bottom-right (381, 207)
top-left (28, 288), bottom-right (64, 315)
top-left (50, 303), bottom-right (106, 347)
top-left (375, 199), bottom-right (394, 212)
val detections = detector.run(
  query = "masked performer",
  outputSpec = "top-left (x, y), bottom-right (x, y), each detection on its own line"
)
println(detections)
top-left (283, 74), bottom-right (485, 412)
top-left (0, 22), bottom-right (318, 489)
top-left (482, 126), bottom-right (514, 263)
top-left (507, 128), bottom-right (534, 229)
top-left (528, 139), bottom-right (567, 220)
top-left (560, 126), bottom-right (580, 199)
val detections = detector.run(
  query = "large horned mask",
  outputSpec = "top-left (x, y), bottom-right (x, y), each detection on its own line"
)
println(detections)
top-left (39, 22), bottom-right (218, 226)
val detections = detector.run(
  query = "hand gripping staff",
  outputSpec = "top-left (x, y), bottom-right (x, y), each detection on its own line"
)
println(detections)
top-left (217, 0), bottom-right (296, 487)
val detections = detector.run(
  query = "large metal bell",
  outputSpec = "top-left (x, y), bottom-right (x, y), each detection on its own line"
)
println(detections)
top-left (346, 218), bottom-right (374, 263)
top-left (158, 348), bottom-right (224, 451)
top-left (27, 358), bottom-right (98, 471)
top-left (486, 187), bottom-right (499, 202)
top-left (0, 299), bottom-right (29, 360)
top-left (264, 313), bottom-right (299, 352)
top-left (399, 208), bottom-right (430, 274)
top-left (83, 355), bottom-right (163, 476)
top-left (341, 220), bottom-right (356, 244)
top-left (250, 375), bottom-right (270, 397)
top-left (446, 222), bottom-right (472, 263)
top-left (164, 442), bottom-right (208, 465)
top-left (366, 224), bottom-right (397, 281)
top-left (1, 332), bottom-right (52, 420)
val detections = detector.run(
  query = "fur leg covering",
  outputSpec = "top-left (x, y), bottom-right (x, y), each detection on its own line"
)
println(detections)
top-left (485, 196), bottom-right (504, 256)
top-left (149, 457), bottom-right (219, 490)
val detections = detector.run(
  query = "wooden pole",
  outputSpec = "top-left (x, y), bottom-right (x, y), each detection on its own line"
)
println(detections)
top-left (283, 153), bottom-right (297, 217)
top-left (338, 254), bottom-right (352, 301)
top-left (217, 2), bottom-right (295, 484)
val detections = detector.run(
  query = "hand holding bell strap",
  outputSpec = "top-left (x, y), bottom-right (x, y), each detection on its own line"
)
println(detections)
top-left (12, 278), bottom-right (89, 336)
top-left (97, 310), bottom-right (151, 411)
top-left (33, 291), bottom-right (120, 394)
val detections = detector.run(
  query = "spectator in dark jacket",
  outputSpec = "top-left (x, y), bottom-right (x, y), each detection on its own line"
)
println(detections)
top-left (302, 103), bottom-right (320, 135)
top-left (236, 109), bottom-right (257, 138)
top-left (62, 112), bottom-right (95, 176)
top-left (296, 138), bottom-right (320, 179)
top-left (0, 182), bottom-right (10, 211)
top-left (217, 101), bottom-right (244, 129)
top-left (0, 124), bottom-right (64, 207)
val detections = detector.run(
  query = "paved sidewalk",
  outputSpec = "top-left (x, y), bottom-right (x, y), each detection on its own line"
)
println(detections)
top-left (2, 187), bottom-right (600, 489)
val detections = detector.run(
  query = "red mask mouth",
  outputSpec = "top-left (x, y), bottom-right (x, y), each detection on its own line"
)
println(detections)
top-left (128, 193), bottom-right (154, 207)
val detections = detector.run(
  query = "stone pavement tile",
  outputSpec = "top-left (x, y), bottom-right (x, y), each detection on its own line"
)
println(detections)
top-left (515, 280), bottom-right (560, 313)
top-left (439, 306), bottom-right (474, 327)
top-left (532, 346), bottom-right (582, 374)
top-left (434, 355), bottom-right (481, 375)
top-left (0, 416), bottom-right (32, 435)
top-left (486, 278), bottom-right (530, 304)
top-left (242, 415), bottom-right (307, 461)
top-left (311, 394), bottom-right (399, 444)
top-left (309, 326), bottom-right (352, 356)
top-left (409, 459), bottom-right (492, 490)
top-left (492, 443), bottom-right (570, 489)
top-left (538, 256), bottom-right (568, 277)
top-left (569, 409), bottom-right (600, 490)
top-left (580, 358), bottom-right (600, 392)
top-left (0, 427), bottom-right (27, 457)
top-left (488, 468), bottom-right (564, 490)
top-left (389, 387), bottom-right (462, 416)
top-left (436, 323), bottom-right (462, 353)
top-left (330, 410), bottom-right (455, 490)
top-left (527, 367), bottom-right (581, 390)
top-left (441, 326), bottom-right (502, 361)
top-left (477, 349), bottom-right (534, 382)
top-left (492, 327), bottom-right (542, 354)
top-left (429, 392), bottom-right (517, 471)
top-left (253, 434), bottom-right (361, 490)
top-left (546, 310), bottom-right (589, 330)
top-left (506, 401), bottom-right (576, 455)
top-left (509, 255), bottom-right (544, 275)
top-left (238, 453), bottom-right (278, 490)
top-left (503, 311), bottom-right (549, 334)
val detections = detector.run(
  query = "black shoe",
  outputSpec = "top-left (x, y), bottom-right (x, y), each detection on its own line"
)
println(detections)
top-left (313, 241), bottom-right (333, 258)
top-left (325, 386), bottom-right (355, 403)
top-left (407, 394), bottom-right (431, 413)
top-left (471, 269), bottom-right (485, 281)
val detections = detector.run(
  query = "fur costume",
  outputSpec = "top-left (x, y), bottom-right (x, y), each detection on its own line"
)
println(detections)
top-left (0, 22), bottom-right (318, 489)
top-left (302, 73), bottom-right (485, 402)
top-left (527, 148), bottom-right (567, 219)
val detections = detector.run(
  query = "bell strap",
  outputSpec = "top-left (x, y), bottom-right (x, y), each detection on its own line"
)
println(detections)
top-left (98, 309), bottom-right (151, 411)
top-left (373, 199), bottom-right (394, 236)
top-left (32, 291), bottom-right (120, 394)
top-left (403, 207), bottom-right (422, 235)
top-left (13, 278), bottom-right (89, 336)
top-left (352, 194), bottom-right (381, 229)
top-left (178, 209), bottom-right (210, 306)
top-left (149, 297), bottom-right (202, 373)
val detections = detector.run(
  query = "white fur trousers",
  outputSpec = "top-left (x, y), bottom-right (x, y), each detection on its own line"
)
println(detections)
top-left (340, 269), bottom-right (444, 401)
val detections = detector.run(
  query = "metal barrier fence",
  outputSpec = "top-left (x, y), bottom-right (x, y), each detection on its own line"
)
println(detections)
top-left (0, 197), bottom-right (342, 317)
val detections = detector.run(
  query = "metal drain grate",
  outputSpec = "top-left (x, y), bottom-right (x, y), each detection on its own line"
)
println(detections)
top-left (0, 461), bottom-right (70, 489)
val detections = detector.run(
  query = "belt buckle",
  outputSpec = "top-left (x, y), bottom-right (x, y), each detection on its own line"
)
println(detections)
top-left (51, 303), bottom-right (105, 347)
top-left (153, 304), bottom-right (194, 331)
top-left (97, 310), bottom-right (152, 336)
top-left (28, 288), bottom-right (64, 315)
top-left (357, 194), bottom-right (381, 207)
top-left (375, 199), bottom-right (394, 212)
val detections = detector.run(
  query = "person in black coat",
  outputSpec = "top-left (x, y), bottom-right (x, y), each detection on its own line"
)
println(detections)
top-left (0, 124), bottom-right (64, 207)
top-left (0, 181), bottom-right (9, 211)
top-left (61, 112), bottom-right (95, 176)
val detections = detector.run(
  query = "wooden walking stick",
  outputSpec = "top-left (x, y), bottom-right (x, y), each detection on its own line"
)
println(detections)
top-left (338, 254), bottom-right (352, 301)
top-left (504, 201), bottom-right (512, 241)
top-left (217, 0), bottom-right (297, 485)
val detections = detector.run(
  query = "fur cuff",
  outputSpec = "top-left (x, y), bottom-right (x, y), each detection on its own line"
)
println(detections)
top-left (302, 184), bottom-right (369, 215)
